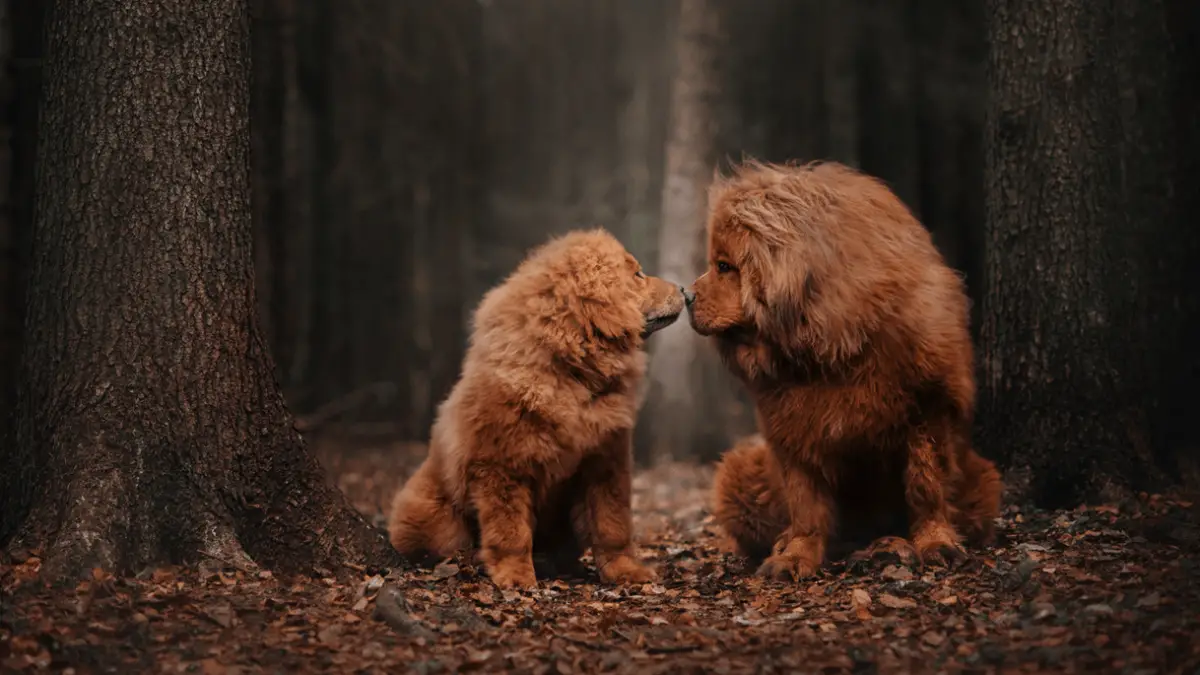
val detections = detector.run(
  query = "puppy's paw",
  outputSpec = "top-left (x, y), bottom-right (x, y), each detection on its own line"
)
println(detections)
top-left (756, 554), bottom-right (818, 582)
top-left (913, 522), bottom-right (966, 569)
top-left (846, 535), bottom-right (920, 574)
top-left (487, 559), bottom-right (538, 589)
top-left (598, 555), bottom-right (657, 585)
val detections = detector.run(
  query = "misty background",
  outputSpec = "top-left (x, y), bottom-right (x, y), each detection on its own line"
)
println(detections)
top-left (251, 0), bottom-right (986, 461)
top-left (2, 0), bottom-right (1196, 497)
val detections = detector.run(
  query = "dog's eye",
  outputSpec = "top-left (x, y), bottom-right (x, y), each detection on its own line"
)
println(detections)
top-left (716, 261), bottom-right (735, 274)
top-left (635, 270), bottom-right (646, 280)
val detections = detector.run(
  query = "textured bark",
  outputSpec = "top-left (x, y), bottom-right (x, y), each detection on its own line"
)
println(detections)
top-left (0, 0), bottom-right (398, 581)
top-left (979, 0), bottom-right (1162, 506)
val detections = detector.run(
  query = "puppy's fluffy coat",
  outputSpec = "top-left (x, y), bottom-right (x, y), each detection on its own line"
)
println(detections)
top-left (388, 229), bottom-right (685, 588)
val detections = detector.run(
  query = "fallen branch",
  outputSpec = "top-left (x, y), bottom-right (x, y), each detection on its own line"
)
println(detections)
top-left (294, 382), bottom-right (398, 432)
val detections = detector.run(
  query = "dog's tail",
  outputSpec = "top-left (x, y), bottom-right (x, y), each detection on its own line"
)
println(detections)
top-left (711, 434), bottom-right (790, 560)
top-left (952, 447), bottom-right (1003, 546)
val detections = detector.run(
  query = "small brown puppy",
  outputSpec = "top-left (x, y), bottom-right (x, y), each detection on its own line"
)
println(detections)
top-left (388, 228), bottom-right (685, 589)
top-left (689, 160), bottom-right (1002, 581)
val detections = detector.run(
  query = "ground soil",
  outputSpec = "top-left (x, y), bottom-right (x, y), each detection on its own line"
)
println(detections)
top-left (3, 439), bottom-right (1198, 674)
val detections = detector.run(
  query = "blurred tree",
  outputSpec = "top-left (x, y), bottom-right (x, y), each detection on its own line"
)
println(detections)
top-left (0, 0), bottom-right (44, 436)
top-left (856, 0), bottom-right (919, 210)
top-left (980, 0), bottom-right (1200, 505)
top-left (643, 0), bottom-right (750, 464)
top-left (286, 0), bottom-right (481, 439)
top-left (913, 0), bottom-right (986, 334)
top-left (250, 0), bottom-right (293, 388)
top-left (477, 0), bottom-right (637, 294)
top-left (0, 0), bottom-right (397, 580)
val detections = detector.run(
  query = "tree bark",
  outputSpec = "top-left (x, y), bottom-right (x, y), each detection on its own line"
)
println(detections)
top-left (0, 0), bottom-right (398, 581)
top-left (979, 0), bottom-right (1161, 506)
top-left (614, 0), bottom-right (672, 265)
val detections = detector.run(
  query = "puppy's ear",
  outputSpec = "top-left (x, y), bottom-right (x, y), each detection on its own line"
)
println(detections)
top-left (577, 295), bottom-right (642, 344)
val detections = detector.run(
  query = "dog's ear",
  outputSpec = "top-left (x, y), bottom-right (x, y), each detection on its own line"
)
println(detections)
top-left (749, 241), bottom-right (869, 364)
top-left (576, 295), bottom-right (642, 344)
top-left (741, 239), bottom-right (807, 354)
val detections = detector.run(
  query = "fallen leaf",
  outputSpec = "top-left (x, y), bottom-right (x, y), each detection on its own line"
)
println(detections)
top-left (879, 594), bottom-right (917, 610)
top-left (432, 562), bottom-right (460, 580)
top-left (850, 589), bottom-right (873, 620)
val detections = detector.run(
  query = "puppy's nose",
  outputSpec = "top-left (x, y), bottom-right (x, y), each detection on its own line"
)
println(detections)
top-left (682, 287), bottom-right (696, 306)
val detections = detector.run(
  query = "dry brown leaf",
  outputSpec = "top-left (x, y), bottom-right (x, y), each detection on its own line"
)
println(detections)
top-left (878, 594), bottom-right (916, 610)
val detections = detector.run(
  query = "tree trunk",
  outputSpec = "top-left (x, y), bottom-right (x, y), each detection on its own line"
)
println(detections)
top-left (643, 0), bottom-right (743, 464)
top-left (0, 0), bottom-right (398, 581)
top-left (979, 0), bottom-right (1160, 506)
top-left (614, 0), bottom-right (673, 265)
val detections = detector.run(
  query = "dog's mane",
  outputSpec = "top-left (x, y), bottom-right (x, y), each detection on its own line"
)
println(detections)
top-left (708, 160), bottom-right (963, 377)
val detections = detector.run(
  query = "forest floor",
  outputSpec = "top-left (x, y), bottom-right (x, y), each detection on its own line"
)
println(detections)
top-left (3, 439), bottom-right (1199, 674)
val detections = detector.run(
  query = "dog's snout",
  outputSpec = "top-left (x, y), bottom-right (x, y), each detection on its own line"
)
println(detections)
top-left (682, 287), bottom-right (696, 306)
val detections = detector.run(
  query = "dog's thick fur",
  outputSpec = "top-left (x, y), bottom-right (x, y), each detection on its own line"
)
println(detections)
top-left (689, 160), bottom-right (1002, 581)
top-left (388, 229), bottom-right (685, 589)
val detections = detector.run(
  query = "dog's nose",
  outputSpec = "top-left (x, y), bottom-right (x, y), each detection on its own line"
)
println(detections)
top-left (682, 287), bottom-right (696, 306)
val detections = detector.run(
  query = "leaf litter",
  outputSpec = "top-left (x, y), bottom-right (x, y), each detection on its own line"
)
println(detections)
top-left (0, 439), bottom-right (1197, 673)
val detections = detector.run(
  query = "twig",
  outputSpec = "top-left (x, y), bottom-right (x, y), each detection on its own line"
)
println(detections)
top-left (294, 381), bottom-right (398, 432)
top-left (553, 633), bottom-right (607, 651)
top-left (646, 644), bottom-right (703, 655)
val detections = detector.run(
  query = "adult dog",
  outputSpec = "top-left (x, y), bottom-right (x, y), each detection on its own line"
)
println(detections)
top-left (690, 160), bottom-right (1002, 581)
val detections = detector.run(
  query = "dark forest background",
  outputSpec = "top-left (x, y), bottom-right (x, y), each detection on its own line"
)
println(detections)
top-left (2, 0), bottom-right (1198, 512)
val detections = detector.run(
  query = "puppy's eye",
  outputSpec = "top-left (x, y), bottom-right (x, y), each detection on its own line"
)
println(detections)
top-left (635, 270), bottom-right (646, 279)
top-left (716, 261), bottom-right (735, 274)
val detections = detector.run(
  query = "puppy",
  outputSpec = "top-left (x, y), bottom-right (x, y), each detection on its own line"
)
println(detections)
top-left (388, 229), bottom-right (686, 588)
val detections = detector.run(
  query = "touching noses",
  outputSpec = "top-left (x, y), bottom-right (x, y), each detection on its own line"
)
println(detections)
top-left (682, 287), bottom-right (696, 307)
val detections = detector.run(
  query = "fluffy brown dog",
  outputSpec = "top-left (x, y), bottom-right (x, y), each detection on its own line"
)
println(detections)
top-left (388, 229), bottom-right (686, 589)
top-left (689, 160), bottom-right (1002, 581)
